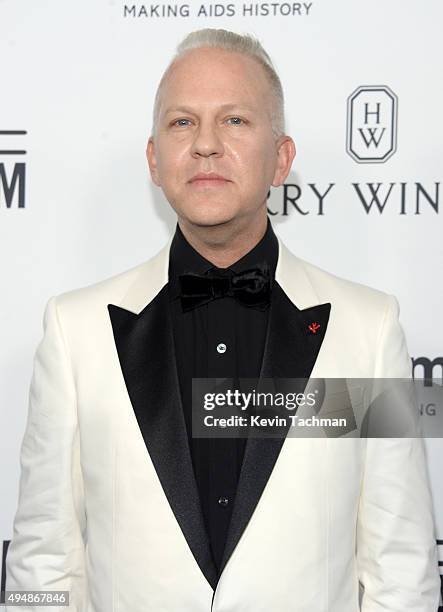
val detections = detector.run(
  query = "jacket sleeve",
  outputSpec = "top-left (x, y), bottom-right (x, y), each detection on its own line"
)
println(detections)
top-left (5, 296), bottom-right (87, 611)
top-left (356, 294), bottom-right (441, 611)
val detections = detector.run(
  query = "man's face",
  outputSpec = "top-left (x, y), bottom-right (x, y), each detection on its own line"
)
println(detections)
top-left (147, 47), bottom-right (294, 227)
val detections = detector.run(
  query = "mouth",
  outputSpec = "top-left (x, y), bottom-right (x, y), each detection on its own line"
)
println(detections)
top-left (189, 178), bottom-right (230, 188)
top-left (188, 172), bottom-right (231, 187)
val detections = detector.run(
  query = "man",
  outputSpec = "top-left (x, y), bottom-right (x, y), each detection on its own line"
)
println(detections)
top-left (6, 28), bottom-right (440, 612)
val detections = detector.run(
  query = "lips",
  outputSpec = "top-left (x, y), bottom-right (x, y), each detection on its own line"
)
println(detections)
top-left (189, 172), bottom-right (230, 183)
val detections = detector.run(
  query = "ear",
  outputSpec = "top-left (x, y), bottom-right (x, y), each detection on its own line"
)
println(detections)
top-left (271, 135), bottom-right (296, 187)
top-left (146, 135), bottom-right (161, 186)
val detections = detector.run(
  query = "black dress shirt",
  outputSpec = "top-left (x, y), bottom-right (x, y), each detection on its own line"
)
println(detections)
top-left (168, 216), bottom-right (278, 572)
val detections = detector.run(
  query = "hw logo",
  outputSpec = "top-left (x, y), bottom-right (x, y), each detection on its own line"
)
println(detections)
top-left (346, 86), bottom-right (398, 163)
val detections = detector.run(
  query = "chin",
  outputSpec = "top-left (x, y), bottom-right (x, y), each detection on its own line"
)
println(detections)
top-left (179, 202), bottom-right (239, 228)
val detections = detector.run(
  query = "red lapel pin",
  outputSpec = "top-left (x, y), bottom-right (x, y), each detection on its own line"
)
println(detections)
top-left (308, 322), bottom-right (321, 334)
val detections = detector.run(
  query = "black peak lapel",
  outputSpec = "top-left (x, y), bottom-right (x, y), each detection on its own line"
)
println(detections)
top-left (107, 286), bottom-right (218, 590)
top-left (219, 281), bottom-right (331, 575)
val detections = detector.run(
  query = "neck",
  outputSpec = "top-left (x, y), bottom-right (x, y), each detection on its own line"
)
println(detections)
top-left (177, 210), bottom-right (269, 269)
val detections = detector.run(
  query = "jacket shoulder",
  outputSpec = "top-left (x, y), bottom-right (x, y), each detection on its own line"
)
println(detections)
top-left (286, 250), bottom-right (411, 377)
top-left (293, 251), bottom-right (393, 312)
top-left (53, 243), bottom-right (168, 316)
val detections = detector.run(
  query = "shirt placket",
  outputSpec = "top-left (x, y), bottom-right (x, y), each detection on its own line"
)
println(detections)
top-left (206, 293), bottom-right (237, 568)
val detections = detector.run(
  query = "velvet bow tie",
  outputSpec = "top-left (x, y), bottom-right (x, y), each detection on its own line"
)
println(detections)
top-left (178, 263), bottom-right (273, 312)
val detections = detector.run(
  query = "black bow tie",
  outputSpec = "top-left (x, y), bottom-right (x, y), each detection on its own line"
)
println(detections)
top-left (178, 263), bottom-right (273, 312)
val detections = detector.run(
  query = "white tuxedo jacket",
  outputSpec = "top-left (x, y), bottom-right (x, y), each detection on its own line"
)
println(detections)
top-left (6, 234), bottom-right (440, 611)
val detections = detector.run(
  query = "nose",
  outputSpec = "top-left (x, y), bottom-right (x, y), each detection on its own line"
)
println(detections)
top-left (190, 120), bottom-right (224, 158)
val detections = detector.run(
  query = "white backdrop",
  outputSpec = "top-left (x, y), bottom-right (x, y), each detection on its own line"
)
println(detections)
top-left (1, 0), bottom-right (442, 595)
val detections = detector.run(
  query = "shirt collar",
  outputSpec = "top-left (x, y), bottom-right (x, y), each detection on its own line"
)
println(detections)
top-left (168, 216), bottom-right (279, 298)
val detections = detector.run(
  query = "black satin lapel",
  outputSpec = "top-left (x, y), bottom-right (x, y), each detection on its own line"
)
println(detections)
top-left (107, 287), bottom-right (218, 590)
top-left (219, 282), bottom-right (331, 575)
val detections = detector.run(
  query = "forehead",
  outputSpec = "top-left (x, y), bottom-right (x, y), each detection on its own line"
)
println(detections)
top-left (159, 47), bottom-right (270, 114)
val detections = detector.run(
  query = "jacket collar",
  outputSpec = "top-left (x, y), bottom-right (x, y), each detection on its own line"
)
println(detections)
top-left (119, 233), bottom-right (321, 315)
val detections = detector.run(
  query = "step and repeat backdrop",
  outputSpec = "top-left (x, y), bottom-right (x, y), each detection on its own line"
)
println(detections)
top-left (1, 0), bottom-right (442, 603)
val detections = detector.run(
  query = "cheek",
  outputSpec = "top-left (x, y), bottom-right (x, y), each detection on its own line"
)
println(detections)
top-left (156, 139), bottom-right (187, 176)
top-left (233, 145), bottom-right (275, 186)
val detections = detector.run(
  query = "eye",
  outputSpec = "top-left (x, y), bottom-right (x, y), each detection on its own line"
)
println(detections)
top-left (227, 116), bottom-right (246, 126)
top-left (171, 118), bottom-right (192, 127)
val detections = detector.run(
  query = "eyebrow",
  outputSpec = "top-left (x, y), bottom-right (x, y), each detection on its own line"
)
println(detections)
top-left (163, 103), bottom-right (256, 116)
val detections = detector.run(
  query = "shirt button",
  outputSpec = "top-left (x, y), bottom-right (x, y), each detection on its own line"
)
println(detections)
top-left (216, 343), bottom-right (227, 354)
top-left (218, 496), bottom-right (229, 507)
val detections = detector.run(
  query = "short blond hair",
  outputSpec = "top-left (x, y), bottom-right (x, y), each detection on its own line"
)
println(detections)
top-left (151, 28), bottom-right (285, 140)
